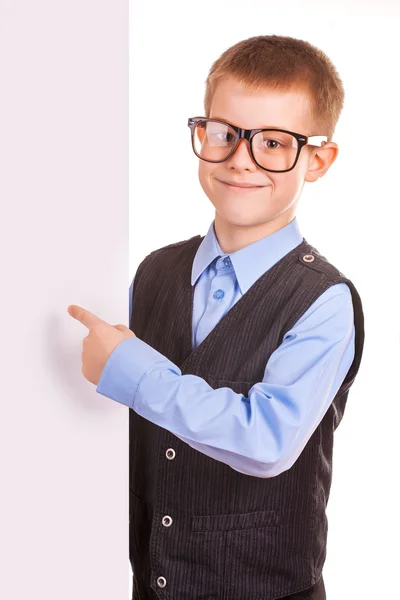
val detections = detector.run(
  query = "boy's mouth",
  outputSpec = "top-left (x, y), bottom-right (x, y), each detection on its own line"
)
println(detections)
top-left (217, 179), bottom-right (266, 191)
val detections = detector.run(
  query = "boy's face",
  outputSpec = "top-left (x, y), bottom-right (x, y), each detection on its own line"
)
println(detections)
top-left (198, 76), bottom-right (337, 240)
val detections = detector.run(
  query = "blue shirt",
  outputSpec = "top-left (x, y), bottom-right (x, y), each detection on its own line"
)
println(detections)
top-left (97, 217), bottom-right (355, 478)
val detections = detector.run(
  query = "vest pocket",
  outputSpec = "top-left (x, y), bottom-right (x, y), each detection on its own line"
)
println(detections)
top-left (129, 490), bottom-right (151, 561)
top-left (192, 508), bottom-right (280, 532)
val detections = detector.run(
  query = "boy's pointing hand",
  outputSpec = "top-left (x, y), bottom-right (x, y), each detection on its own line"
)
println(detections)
top-left (67, 304), bottom-right (136, 386)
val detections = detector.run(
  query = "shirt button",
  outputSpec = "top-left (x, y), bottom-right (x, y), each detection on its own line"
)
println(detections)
top-left (213, 289), bottom-right (225, 300)
top-left (166, 448), bottom-right (176, 460)
top-left (162, 515), bottom-right (173, 527)
top-left (157, 576), bottom-right (167, 588)
top-left (223, 256), bottom-right (231, 267)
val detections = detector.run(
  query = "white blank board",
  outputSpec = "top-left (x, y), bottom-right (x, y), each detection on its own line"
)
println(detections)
top-left (0, 1), bottom-right (129, 598)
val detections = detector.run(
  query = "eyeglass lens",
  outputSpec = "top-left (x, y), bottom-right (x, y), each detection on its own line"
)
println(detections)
top-left (193, 120), bottom-right (299, 171)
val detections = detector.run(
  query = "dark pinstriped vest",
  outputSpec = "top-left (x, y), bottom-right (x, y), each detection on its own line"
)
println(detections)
top-left (129, 234), bottom-right (365, 600)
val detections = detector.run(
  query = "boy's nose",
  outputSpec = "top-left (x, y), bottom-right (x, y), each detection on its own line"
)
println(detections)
top-left (227, 138), bottom-right (257, 168)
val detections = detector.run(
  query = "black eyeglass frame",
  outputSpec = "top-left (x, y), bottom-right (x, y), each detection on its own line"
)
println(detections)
top-left (187, 116), bottom-right (328, 173)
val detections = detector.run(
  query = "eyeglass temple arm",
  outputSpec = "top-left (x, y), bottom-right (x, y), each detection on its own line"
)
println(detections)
top-left (306, 135), bottom-right (328, 147)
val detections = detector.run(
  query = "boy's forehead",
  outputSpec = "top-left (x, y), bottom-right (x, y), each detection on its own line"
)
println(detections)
top-left (209, 77), bottom-right (313, 133)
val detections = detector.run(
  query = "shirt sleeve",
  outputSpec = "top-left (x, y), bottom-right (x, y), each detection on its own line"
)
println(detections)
top-left (97, 282), bottom-right (355, 478)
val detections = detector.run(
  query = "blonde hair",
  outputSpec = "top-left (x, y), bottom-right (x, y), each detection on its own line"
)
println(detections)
top-left (204, 35), bottom-right (345, 141)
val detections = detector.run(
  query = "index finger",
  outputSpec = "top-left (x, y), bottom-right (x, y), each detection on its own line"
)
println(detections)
top-left (67, 304), bottom-right (105, 330)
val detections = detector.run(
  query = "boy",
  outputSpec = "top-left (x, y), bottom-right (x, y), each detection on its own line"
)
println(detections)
top-left (100, 35), bottom-right (365, 599)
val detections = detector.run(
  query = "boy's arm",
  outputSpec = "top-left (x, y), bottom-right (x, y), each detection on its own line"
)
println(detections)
top-left (98, 281), bottom-right (354, 478)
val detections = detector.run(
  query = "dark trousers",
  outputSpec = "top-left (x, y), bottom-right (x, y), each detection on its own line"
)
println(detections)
top-left (132, 573), bottom-right (326, 600)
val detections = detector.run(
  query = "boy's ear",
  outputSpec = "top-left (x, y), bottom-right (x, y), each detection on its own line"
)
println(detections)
top-left (304, 142), bottom-right (339, 182)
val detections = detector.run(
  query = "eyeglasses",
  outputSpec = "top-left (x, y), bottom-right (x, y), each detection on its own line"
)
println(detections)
top-left (187, 117), bottom-right (328, 173)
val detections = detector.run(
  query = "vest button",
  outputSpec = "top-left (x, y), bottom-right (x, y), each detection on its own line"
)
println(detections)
top-left (302, 253), bottom-right (315, 263)
top-left (213, 289), bottom-right (225, 300)
top-left (157, 576), bottom-right (167, 588)
top-left (162, 515), bottom-right (173, 527)
top-left (166, 448), bottom-right (176, 460)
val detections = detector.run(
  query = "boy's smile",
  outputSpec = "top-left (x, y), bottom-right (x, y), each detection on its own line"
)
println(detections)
top-left (197, 76), bottom-right (337, 253)
top-left (215, 178), bottom-right (268, 192)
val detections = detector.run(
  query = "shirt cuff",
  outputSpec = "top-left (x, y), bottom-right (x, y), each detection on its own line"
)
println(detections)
top-left (96, 336), bottom-right (172, 408)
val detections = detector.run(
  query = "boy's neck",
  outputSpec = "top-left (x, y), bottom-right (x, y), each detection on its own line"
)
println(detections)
top-left (213, 208), bottom-right (298, 254)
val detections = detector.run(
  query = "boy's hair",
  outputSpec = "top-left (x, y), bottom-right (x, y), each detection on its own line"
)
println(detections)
top-left (204, 35), bottom-right (344, 142)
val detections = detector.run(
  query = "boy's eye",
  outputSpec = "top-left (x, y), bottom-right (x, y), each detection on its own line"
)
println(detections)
top-left (254, 137), bottom-right (283, 151)
top-left (209, 129), bottom-right (235, 144)
top-left (253, 132), bottom-right (296, 152)
top-left (263, 139), bottom-right (281, 149)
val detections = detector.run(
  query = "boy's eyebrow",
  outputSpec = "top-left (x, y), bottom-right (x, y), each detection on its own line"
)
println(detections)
top-left (212, 117), bottom-right (289, 130)
top-left (260, 124), bottom-right (288, 130)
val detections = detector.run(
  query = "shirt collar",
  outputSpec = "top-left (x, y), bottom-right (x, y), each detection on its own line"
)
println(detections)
top-left (191, 216), bottom-right (304, 295)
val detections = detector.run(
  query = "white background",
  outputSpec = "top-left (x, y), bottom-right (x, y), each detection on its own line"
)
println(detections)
top-left (129, 1), bottom-right (400, 598)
